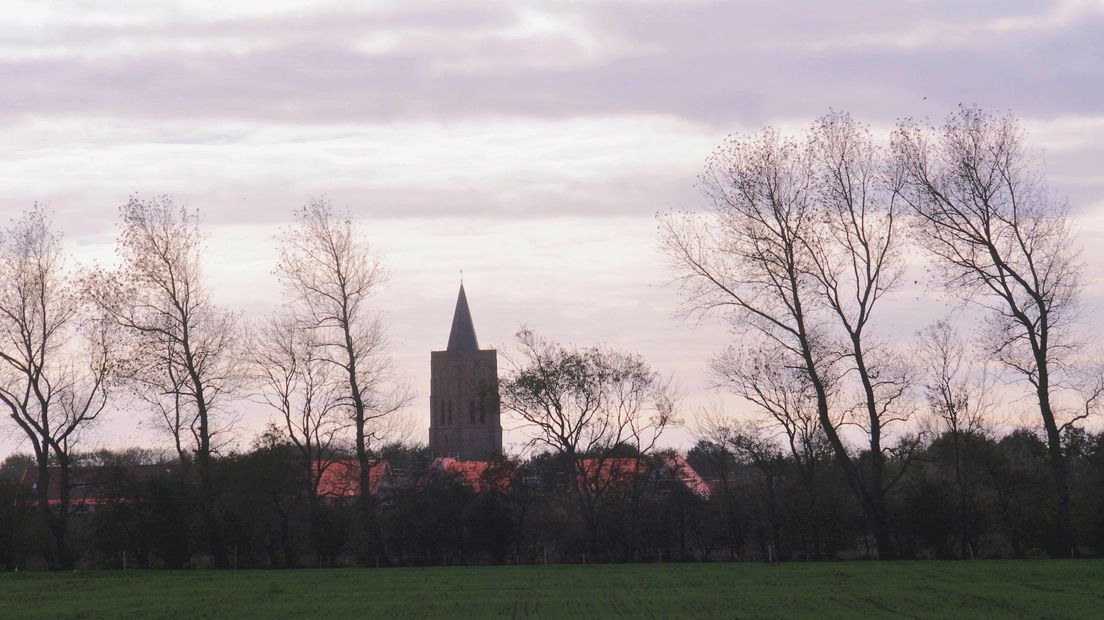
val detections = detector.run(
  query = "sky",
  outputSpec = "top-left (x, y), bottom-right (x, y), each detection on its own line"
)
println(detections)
top-left (2, 0), bottom-right (1104, 457)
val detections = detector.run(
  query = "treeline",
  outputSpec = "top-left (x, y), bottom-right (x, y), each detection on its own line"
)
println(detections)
top-left (692, 426), bottom-right (1104, 561)
top-left (0, 442), bottom-right (707, 569)
top-left (661, 106), bottom-right (1103, 560)
top-left (1, 423), bottom-right (1103, 569)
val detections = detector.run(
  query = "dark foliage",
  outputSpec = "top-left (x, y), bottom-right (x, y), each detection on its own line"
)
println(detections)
top-left (3, 426), bottom-right (1104, 569)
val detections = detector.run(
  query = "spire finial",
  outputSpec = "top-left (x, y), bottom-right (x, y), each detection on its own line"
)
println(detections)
top-left (460, 269), bottom-right (463, 284)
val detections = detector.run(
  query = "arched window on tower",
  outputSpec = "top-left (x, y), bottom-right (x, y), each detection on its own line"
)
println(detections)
top-left (447, 401), bottom-right (453, 425)
top-left (479, 395), bottom-right (486, 424)
top-left (469, 401), bottom-right (475, 424)
top-left (439, 401), bottom-right (446, 426)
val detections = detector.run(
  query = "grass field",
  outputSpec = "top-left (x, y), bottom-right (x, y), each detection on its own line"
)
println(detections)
top-left (1, 561), bottom-right (1102, 619)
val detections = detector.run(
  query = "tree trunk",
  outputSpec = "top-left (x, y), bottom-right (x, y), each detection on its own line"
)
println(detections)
top-left (194, 445), bottom-right (227, 568)
top-left (184, 329), bottom-right (227, 569)
top-left (951, 430), bottom-right (973, 559)
top-left (570, 457), bottom-right (599, 557)
top-left (851, 340), bottom-right (897, 561)
top-left (307, 473), bottom-right (324, 563)
top-left (792, 280), bottom-right (898, 560)
top-left (1040, 398), bottom-right (1075, 557)
top-left (356, 463), bottom-right (385, 563)
top-left (1037, 359), bottom-right (1076, 557)
top-left (34, 457), bottom-right (58, 570)
top-left (53, 454), bottom-right (73, 570)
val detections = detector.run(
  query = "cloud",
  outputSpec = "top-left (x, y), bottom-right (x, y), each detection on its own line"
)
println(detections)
top-left (799, 0), bottom-right (1104, 51)
top-left (0, 115), bottom-right (716, 234)
top-left (2, 1), bottom-right (1102, 126)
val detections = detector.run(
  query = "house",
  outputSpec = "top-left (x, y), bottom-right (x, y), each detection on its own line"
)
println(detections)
top-left (432, 457), bottom-right (514, 493)
top-left (575, 455), bottom-right (710, 498)
top-left (313, 459), bottom-right (395, 499)
top-left (17, 463), bottom-right (177, 513)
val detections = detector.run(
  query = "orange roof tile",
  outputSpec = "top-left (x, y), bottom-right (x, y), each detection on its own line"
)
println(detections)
top-left (314, 459), bottom-right (391, 498)
top-left (575, 455), bottom-right (710, 497)
top-left (433, 457), bottom-right (513, 493)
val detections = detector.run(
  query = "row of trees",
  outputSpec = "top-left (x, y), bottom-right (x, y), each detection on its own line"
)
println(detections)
top-left (0, 443), bottom-right (706, 569)
top-left (662, 106), bottom-right (1101, 559)
top-left (0, 199), bottom-right (411, 569)
top-left (3, 420), bottom-right (1104, 569)
top-left (691, 424), bottom-right (1104, 562)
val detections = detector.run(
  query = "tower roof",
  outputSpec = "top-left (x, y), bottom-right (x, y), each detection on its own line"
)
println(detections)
top-left (447, 283), bottom-right (480, 351)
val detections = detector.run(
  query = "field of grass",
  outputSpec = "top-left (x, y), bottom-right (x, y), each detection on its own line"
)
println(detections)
top-left (2, 560), bottom-right (1102, 619)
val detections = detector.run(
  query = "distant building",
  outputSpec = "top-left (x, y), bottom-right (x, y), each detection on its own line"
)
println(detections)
top-left (17, 463), bottom-right (177, 513)
top-left (428, 283), bottom-right (503, 460)
top-left (314, 459), bottom-right (395, 499)
top-left (433, 457), bottom-right (513, 494)
top-left (576, 455), bottom-right (711, 498)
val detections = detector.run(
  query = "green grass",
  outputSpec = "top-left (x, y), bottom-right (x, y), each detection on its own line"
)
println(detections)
top-left (1, 561), bottom-right (1102, 619)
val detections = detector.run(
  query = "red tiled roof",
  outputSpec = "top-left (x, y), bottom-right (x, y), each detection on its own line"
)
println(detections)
top-left (661, 454), bottom-right (711, 497)
top-left (434, 457), bottom-right (488, 486)
top-left (314, 459), bottom-right (391, 498)
top-left (576, 455), bottom-right (710, 497)
top-left (433, 457), bottom-right (514, 493)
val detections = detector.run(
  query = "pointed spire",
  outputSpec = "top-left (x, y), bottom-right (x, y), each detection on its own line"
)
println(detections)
top-left (447, 282), bottom-right (479, 351)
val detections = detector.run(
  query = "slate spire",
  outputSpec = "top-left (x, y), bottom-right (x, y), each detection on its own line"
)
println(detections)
top-left (447, 282), bottom-right (479, 351)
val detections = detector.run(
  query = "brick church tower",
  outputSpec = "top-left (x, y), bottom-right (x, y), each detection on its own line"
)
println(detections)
top-left (429, 283), bottom-right (502, 460)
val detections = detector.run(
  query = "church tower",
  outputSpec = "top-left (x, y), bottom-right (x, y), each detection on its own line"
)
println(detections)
top-left (429, 283), bottom-right (502, 460)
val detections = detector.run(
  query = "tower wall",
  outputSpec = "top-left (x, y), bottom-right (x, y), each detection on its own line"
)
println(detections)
top-left (429, 349), bottom-right (502, 460)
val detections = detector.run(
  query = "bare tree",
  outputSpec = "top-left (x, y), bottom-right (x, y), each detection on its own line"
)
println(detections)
top-left (710, 346), bottom-right (837, 555)
top-left (85, 195), bottom-right (241, 566)
top-left (250, 312), bottom-right (348, 557)
top-left (0, 206), bottom-right (117, 569)
top-left (660, 118), bottom-right (904, 558)
top-left (276, 198), bottom-right (409, 558)
top-left (893, 106), bottom-right (1094, 555)
top-left (804, 112), bottom-right (916, 557)
top-left (500, 327), bottom-right (676, 551)
top-left (687, 405), bottom-right (746, 560)
top-left (694, 414), bottom-right (787, 562)
top-left (918, 320), bottom-right (995, 557)
top-left (711, 345), bottom-right (833, 491)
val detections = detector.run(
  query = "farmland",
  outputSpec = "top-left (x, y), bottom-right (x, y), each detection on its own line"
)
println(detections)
top-left (1, 560), bottom-right (1102, 619)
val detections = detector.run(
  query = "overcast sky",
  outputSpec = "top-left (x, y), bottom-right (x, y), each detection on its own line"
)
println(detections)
top-left (2, 0), bottom-right (1103, 456)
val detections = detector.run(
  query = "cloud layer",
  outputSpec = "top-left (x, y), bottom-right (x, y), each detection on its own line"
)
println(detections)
top-left (1, 0), bottom-right (1103, 453)
top-left (4, 1), bottom-right (1103, 125)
